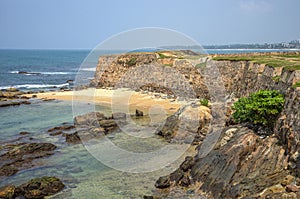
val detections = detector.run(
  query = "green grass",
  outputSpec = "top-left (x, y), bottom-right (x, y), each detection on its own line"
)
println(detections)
top-left (158, 53), bottom-right (171, 59)
top-left (128, 57), bottom-right (137, 66)
top-left (292, 82), bottom-right (300, 88)
top-left (212, 53), bottom-right (300, 71)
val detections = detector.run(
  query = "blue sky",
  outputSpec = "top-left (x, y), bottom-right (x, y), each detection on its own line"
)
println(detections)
top-left (0, 0), bottom-right (299, 49)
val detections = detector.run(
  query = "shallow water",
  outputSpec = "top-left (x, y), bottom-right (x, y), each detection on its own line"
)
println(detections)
top-left (0, 100), bottom-right (194, 198)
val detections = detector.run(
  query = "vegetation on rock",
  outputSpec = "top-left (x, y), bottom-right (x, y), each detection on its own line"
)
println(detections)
top-left (212, 52), bottom-right (300, 71)
top-left (232, 90), bottom-right (285, 128)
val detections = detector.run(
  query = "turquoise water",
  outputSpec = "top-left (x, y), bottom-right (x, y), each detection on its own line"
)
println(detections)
top-left (0, 100), bottom-right (190, 198)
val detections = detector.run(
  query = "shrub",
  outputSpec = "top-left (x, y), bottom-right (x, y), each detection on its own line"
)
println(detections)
top-left (232, 90), bottom-right (285, 128)
top-left (200, 98), bottom-right (209, 107)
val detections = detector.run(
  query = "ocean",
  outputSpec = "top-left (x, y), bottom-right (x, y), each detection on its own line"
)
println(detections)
top-left (0, 48), bottom-right (298, 198)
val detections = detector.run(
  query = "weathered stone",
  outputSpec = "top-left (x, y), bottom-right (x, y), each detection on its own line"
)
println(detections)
top-left (179, 156), bottom-right (194, 172)
top-left (74, 112), bottom-right (105, 126)
top-left (170, 169), bottom-right (184, 183)
top-left (155, 176), bottom-right (170, 189)
top-left (179, 175), bottom-right (191, 187)
top-left (281, 175), bottom-right (295, 186)
top-left (286, 184), bottom-right (299, 193)
top-left (0, 143), bottom-right (57, 178)
top-left (65, 132), bottom-right (81, 144)
top-left (99, 119), bottom-right (117, 128)
top-left (18, 176), bottom-right (65, 199)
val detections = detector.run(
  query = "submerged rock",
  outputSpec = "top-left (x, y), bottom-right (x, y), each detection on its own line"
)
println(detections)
top-left (0, 176), bottom-right (65, 199)
top-left (0, 143), bottom-right (57, 178)
top-left (65, 132), bottom-right (81, 144)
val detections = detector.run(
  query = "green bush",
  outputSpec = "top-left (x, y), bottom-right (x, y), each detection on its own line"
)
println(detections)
top-left (232, 90), bottom-right (285, 128)
top-left (200, 98), bottom-right (209, 107)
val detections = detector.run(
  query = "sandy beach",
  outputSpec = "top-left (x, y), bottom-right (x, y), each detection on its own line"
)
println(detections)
top-left (24, 88), bottom-right (182, 114)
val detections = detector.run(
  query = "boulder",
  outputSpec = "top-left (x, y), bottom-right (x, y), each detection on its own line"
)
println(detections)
top-left (74, 112), bottom-right (105, 126)
top-left (135, 109), bottom-right (144, 117)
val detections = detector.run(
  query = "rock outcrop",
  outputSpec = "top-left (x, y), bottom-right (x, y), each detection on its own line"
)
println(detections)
top-left (0, 176), bottom-right (65, 199)
top-left (0, 143), bottom-right (57, 178)
top-left (152, 57), bottom-right (300, 198)
top-left (90, 51), bottom-right (209, 99)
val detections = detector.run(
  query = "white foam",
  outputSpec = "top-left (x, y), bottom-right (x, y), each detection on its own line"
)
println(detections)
top-left (0, 83), bottom-right (69, 90)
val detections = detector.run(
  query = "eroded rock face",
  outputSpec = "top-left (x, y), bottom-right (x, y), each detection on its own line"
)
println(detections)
top-left (0, 176), bottom-right (65, 199)
top-left (90, 52), bottom-right (209, 99)
top-left (155, 126), bottom-right (300, 198)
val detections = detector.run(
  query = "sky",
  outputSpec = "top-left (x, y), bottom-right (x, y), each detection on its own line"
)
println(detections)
top-left (0, 0), bottom-right (299, 49)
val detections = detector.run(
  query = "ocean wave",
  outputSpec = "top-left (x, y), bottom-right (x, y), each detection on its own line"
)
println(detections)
top-left (0, 83), bottom-right (70, 90)
top-left (80, 67), bottom-right (96, 72)
top-left (9, 71), bottom-right (75, 75)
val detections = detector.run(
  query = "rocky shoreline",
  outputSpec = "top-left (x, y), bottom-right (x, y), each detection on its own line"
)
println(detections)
top-left (1, 51), bottom-right (299, 198)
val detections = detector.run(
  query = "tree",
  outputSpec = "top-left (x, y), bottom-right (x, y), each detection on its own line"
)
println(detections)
top-left (232, 90), bottom-right (285, 128)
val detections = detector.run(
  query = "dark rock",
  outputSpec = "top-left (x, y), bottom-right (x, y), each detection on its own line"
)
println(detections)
top-left (156, 115), bottom-right (178, 140)
top-left (135, 109), bottom-right (143, 117)
top-left (0, 143), bottom-right (57, 178)
top-left (1, 143), bottom-right (56, 159)
top-left (143, 196), bottom-right (162, 199)
top-left (286, 184), bottom-right (299, 192)
top-left (170, 169), bottom-right (184, 183)
top-left (32, 94), bottom-right (37, 98)
top-left (155, 176), bottom-right (170, 189)
top-left (179, 175), bottom-right (191, 187)
top-left (47, 125), bottom-right (75, 132)
top-left (18, 176), bottom-right (65, 199)
top-left (0, 185), bottom-right (16, 199)
top-left (0, 100), bottom-right (31, 107)
top-left (65, 132), bottom-right (81, 144)
top-left (180, 156), bottom-right (194, 172)
top-left (19, 131), bottom-right (30, 135)
top-left (49, 131), bottom-right (63, 136)
top-left (18, 71), bottom-right (40, 75)
top-left (0, 165), bottom-right (19, 176)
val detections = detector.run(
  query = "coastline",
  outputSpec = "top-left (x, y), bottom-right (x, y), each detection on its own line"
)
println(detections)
top-left (23, 88), bottom-right (182, 114)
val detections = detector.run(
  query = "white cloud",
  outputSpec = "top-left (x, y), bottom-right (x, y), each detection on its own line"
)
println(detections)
top-left (239, 0), bottom-right (272, 13)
